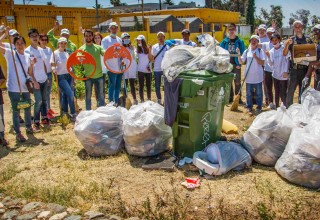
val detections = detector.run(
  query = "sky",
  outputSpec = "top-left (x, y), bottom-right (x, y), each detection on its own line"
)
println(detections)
top-left (14, 0), bottom-right (320, 27)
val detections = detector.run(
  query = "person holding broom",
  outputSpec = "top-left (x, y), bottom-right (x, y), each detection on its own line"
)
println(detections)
top-left (236, 35), bottom-right (265, 115)
top-left (0, 30), bottom-right (35, 142)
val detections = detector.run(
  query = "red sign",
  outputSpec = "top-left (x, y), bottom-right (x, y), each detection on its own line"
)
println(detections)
top-left (67, 50), bottom-right (97, 80)
top-left (103, 43), bottom-right (132, 74)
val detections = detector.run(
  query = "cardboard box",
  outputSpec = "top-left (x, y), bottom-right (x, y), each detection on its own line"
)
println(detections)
top-left (293, 44), bottom-right (317, 65)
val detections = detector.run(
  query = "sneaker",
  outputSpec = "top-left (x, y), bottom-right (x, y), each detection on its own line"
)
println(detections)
top-left (71, 114), bottom-right (77, 122)
top-left (133, 99), bottom-right (138, 105)
top-left (16, 133), bottom-right (26, 142)
top-left (255, 108), bottom-right (262, 114)
top-left (0, 138), bottom-right (9, 147)
top-left (269, 103), bottom-right (276, 110)
top-left (48, 109), bottom-right (56, 115)
top-left (157, 99), bottom-right (162, 105)
top-left (26, 127), bottom-right (35, 134)
top-left (41, 118), bottom-right (50, 125)
top-left (19, 116), bottom-right (25, 124)
top-left (33, 123), bottom-right (41, 132)
top-left (246, 108), bottom-right (254, 115)
top-left (47, 112), bottom-right (55, 119)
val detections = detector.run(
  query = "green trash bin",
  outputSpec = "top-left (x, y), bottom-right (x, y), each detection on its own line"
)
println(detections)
top-left (172, 70), bottom-right (234, 158)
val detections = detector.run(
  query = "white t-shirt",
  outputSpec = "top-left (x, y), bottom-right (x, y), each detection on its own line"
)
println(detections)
top-left (41, 47), bottom-right (53, 74)
top-left (241, 48), bottom-right (265, 84)
top-left (50, 50), bottom-right (69, 75)
top-left (259, 36), bottom-right (269, 43)
top-left (152, 43), bottom-right (169, 72)
top-left (25, 46), bottom-right (47, 83)
top-left (4, 48), bottom-right (30, 93)
top-left (124, 47), bottom-right (137, 79)
top-left (137, 50), bottom-right (151, 73)
top-left (175, 39), bottom-right (197, 47)
top-left (101, 35), bottom-right (123, 73)
top-left (268, 46), bottom-right (290, 80)
top-left (3, 42), bottom-right (15, 50)
top-left (260, 42), bottom-right (274, 72)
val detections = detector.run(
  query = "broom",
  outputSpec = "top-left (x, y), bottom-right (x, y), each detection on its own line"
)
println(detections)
top-left (230, 55), bottom-right (254, 111)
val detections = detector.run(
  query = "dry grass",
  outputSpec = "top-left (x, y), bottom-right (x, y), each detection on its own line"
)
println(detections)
top-left (1, 77), bottom-right (320, 220)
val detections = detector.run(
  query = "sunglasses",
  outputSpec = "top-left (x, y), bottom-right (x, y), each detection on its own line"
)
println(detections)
top-left (40, 38), bottom-right (48, 41)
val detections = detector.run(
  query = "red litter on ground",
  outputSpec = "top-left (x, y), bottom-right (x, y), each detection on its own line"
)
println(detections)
top-left (181, 177), bottom-right (201, 189)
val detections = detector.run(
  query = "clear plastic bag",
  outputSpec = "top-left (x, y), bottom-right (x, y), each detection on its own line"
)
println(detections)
top-left (74, 106), bottom-right (125, 156)
top-left (301, 87), bottom-right (320, 110)
top-left (193, 141), bottom-right (252, 175)
top-left (275, 121), bottom-right (320, 189)
top-left (162, 39), bottom-right (233, 82)
top-left (123, 101), bottom-right (172, 157)
top-left (241, 106), bottom-right (297, 166)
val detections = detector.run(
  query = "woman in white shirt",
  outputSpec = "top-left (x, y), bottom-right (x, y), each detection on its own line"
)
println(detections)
top-left (0, 35), bottom-right (35, 142)
top-left (237, 35), bottom-right (265, 114)
top-left (121, 32), bottom-right (138, 105)
top-left (136, 35), bottom-right (153, 102)
top-left (50, 37), bottom-right (76, 120)
top-left (39, 33), bottom-right (54, 116)
top-left (265, 33), bottom-right (289, 108)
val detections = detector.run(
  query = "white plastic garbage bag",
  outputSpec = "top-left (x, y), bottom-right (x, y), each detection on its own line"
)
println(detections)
top-left (162, 39), bottom-right (232, 82)
top-left (193, 141), bottom-right (252, 175)
top-left (74, 106), bottom-right (125, 156)
top-left (241, 106), bottom-right (297, 166)
top-left (123, 101), bottom-right (172, 157)
top-left (275, 121), bottom-right (320, 189)
top-left (301, 87), bottom-right (320, 110)
top-left (287, 104), bottom-right (310, 126)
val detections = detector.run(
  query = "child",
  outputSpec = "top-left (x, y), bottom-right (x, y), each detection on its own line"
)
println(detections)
top-left (265, 33), bottom-right (290, 108)
top-left (236, 35), bottom-right (265, 114)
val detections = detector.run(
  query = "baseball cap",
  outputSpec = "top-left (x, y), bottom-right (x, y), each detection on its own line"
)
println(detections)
top-left (121, 32), bottom-right (130, 39)
top-left (157, 31), bottom-right (165, 37)
top-left (136, 35), bottom-right (145, 41)
top-left (258, 24), bottom-right (267, 30)
top-left (58, 37), bottom-right (67, 43)
top-left (250, 35), bottom-right (259, 41)
top-left (181, 29), bottom-right (190, 34)
top-left (109, 22), bottom-right (118, 28)
top-left (293, 20), bottom-right (303, 27)
top-left (9, 29), bottom-right (19, 36)
top-left (312, 24), bottom-right (320, 31)
top-left (60, 29), bottom-right (70, 35)
top-left (266, 27), bottom-right (275, 33)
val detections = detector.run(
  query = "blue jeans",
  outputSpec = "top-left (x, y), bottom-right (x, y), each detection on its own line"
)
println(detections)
top-left (154, 71), bottom-right (163, 100)
top-left (34, 82), bottom-right (48, 123)
top-left (246, 82), bottom-right (263, 110)
top-left (108, 71), bottom-right (123, 103)
top-left (8, 92), bottom-right (32, 134)
top-left (46, 72), bottom-right (52, 109)
top-left (58, 74), bottom-right (76, 115)
top-left (85, 76), bottom-right (105, 110)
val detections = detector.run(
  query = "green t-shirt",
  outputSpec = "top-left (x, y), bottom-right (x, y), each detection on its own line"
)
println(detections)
top-left (47, 29), bottom-right (77, 54)
top-left (79, 44), bottom-right (105, 79)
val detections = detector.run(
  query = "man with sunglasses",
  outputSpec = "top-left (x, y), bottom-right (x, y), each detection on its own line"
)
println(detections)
top-left (302, 24), bottom-right (320, 91)
top-left (220, 23), bottom-right (246, 104)
top-left (283, 20), bottom-right (313, 107)
top-left (47, 21), bottom-right (77, 54)
top-left (165, 29), bottom-right (197, 47)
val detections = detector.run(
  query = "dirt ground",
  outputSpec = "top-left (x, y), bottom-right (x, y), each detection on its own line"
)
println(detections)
top-left (0, 75), bottom-right (319, 219)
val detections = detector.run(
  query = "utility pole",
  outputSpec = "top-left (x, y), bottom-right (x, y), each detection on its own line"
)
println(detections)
top-left (142, 0), bottom-right (144, 31)
top-left (23, 0), bottom-right (25, 4)
top-left (95, 0), bottom-right (99, 31)
top-left (159, 0), bottom-right (161, 10)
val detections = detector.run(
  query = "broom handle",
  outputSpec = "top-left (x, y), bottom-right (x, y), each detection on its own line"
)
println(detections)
top-left (9, 42), bottom-right (23, 95)
top-left (52, 49), bottom-right (62, 113)
top-left (236, 55), bottom-right (254, 96)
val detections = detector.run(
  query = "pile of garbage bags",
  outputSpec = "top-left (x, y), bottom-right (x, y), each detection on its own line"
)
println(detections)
top-left (241, 106), bottom-right (297, 166)
top-left (275, 121), bottom-right (320, 189)
top-left (162, 38), bottom-right (233, 82)
top-left (193, 141), bottom-right (252, 175)
top-left (123, 101), bottom-right (172, 157)
top-left (74, 106), bottom-right (125, 156)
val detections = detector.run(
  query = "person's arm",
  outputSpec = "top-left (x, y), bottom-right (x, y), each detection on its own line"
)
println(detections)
top-left (236, 48), bottom-right (245, 65)
top-left (47, 21), bottom-right (59, 49)
top-left (164, 39), bottom-right (176, 47)
top-left (28, 58), bottom-right (40, 89)
top-left (148, 45), bottom-right (154, 62)
top-left (283, 38), bottom-right (292, 56)
top-left (254, 50), bottom-right (265, 66)
top-left (265, 50), bottom-right (273, 67)
top-left (0, 45), bottom-right (6, 54)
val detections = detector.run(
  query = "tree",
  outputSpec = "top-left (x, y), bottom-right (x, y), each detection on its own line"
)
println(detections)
top-left (246, 0), bottom-right (255, 30)
top-left (311, 15), bottom-right (320, 26)
top-left (257, 5), bottom-right (284, 28)
top-left (289, 17), bottom-right (295, 27)
top-left (163, 0), bottom-right (174, 5)
top-left (93, 4), bottom-right (102, 9)
top-left (110, 0), bottom-right (121, 7)
top-left (212, 0), bottom-right (247, 16)
top-left (47, 1), bottom-right (53, 5)
top-left (290, 9), bottom-right (310, 27)
top-left (133, 16), bottom-right (143, 31)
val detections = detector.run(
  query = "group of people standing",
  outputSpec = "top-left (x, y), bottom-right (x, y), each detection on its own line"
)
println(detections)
top-left (0, 20), bottom-right (198, 146)
top-left (221, 21), bottom-right (320, 114)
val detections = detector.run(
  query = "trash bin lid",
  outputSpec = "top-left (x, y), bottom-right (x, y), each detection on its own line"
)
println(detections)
top-left (179, 70), bottom-right (234, 81)
top-left (179, 70), bottom-right (215, 78)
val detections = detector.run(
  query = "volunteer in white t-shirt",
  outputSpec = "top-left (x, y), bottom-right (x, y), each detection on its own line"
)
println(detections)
top-left (265, 33), bottom-right (290, 108)
top-left (165, 29), bottom-right (197, 47)
top-left (237, 35), bottom-right (265, 114)
top-left (136, 35), bottom-right (153, 102)
top-left (151, 31), bottom-right (169, 105)
top-left (121, 32), bottom-right (138, 105)
top-left (25, 28), bottom-right (49, 130)
top-left (0, 29), bottom-right (19, 50)
top-left (101, 22), bottom-right (123, 104)
top-left (50, 37), bottom-right (76, 121)
top-left (258, 24), bottom-right (269, 43)
top-left (0, 34), bottom-right (35, 142)
top-left (39, 33), bottom-right (54, 117)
